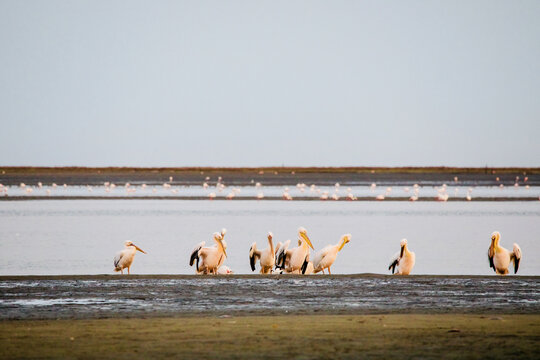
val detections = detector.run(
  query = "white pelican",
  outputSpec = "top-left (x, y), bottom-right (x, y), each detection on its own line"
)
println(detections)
top-left (189, 230), bottom-right (227, 274)
top-left (312, 234), bottom-right (351, 274)
top-left (488, 231), bottom-right (521, 275)
top-left (388, 239), bottom-right (415, 275)
top-left (285, 227), bottom-right (314, 273)
top-left (249, 232), bottom-right (276, 274)
top-left (113, 241), bottom-right (147, 274)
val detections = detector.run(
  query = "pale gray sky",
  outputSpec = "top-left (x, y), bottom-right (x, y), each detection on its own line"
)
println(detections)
top-left (0, 1), bottom-right (539, 167)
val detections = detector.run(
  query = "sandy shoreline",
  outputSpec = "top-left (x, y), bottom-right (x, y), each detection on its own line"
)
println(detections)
top-left (2, 195), bottom-right (539, 201)
top-left (1, 314), bottom-right (538, 359)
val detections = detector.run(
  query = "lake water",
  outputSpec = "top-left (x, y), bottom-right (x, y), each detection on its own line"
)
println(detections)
top-left (0, 200), bottom-right (539, 275)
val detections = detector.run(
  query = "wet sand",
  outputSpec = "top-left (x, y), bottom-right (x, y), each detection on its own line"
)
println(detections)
top-left (1, 275), bottom-right (538, 320)
top-left (1, 166), bottom-right (539, 186)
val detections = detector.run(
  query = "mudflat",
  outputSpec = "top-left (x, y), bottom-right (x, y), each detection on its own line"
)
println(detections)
top-left (1, 275), bottom-right (539, 320)
top-left (1, 314), bottom-right (538, 359)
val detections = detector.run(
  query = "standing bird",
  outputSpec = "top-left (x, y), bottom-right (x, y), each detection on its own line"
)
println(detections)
top-left (113, 241), bottom-right (147, 274)
top-left (286, 227), bottom-right (315, 273)
top-left (488, 231), bottom-right (521, 275)
top-left (388, 239), bottom-right (415, 275)
top-left (312, 234), bottom-right (351, 274)
top-left (249, 232), bottom-right (276, 274)
top-left (274, 239), bottom-right (292, 271)
top-left (189, 230), bottom-right (228, 274)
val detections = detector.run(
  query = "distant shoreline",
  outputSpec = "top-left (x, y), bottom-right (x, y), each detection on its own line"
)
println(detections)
top-left (1, 165), bottom-right (540, 173)
top-left (1, 196), bottom-right (539, 201)
top-left (1, 166), bottom-right (539, 186)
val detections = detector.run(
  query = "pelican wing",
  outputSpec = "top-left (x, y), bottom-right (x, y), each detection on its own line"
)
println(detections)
top-left (301, 254), bottom-right (310, 274)
top-left (388, 252), bottom-right (400, 274)
top-left (113, 252), bottom-right (123, 271)
top-left (487, 245), bottom-right (495, 272)
top-left (511, 243), bottom-right (522, 274)
top-left (190, 241), bottom-right (205, 266)
top-left (249, 242), bottom-right (261, 272)
top-left (275, 240), bottom-right (291, 269)
top-left (313, 245), bottom-right (332, 269)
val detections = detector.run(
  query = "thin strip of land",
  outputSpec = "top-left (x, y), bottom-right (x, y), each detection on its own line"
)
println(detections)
top-left (1, 166), bottom-right (538, 186)
top-left (2, 196), bottom-right (539, 201)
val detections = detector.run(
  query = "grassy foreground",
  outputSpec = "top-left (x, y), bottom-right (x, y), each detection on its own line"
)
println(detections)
top-left (1, 314), bottom-right (539, 359)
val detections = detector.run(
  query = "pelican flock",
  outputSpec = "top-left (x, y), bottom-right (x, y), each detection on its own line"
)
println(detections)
top-left (388, 239), bottom-right (415, 275)
top-left (488, 231), bottom-right (521, 275)
top-left (109, 228), bottom-right (524, 276)
top-left (113, 241), bottom-right (147, 274)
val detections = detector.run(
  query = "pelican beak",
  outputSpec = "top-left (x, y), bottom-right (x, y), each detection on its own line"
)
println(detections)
top-left (134, 245), bottom-right (147, 254)
top-left (217, 238), bottom-right (227, 257)
top-left (338, 236), bottom-right (350, 251)
top-left (400, 245), bottom-right (404, 258)
top-left (300, 232), bottom-right (314, 250)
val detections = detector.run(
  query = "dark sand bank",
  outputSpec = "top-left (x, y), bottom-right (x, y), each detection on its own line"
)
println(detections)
top-left (1, 275), bottom-right (538, 320)
top-left (1, 166), bottom-right (539, 186)
top-left (2, 195), bottom-right (540, 201)
top-left (1, 315), bottom-right (538, 359)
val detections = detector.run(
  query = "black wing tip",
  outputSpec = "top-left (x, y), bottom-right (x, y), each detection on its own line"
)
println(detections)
top-left (189, 248), bottom-right (200, 266)
top-left (389, 259), bottom-right (398, 274)
top-left (249, 255), bottom-right (256, 272)
top-left (301, 257), bottom-right (309, 274)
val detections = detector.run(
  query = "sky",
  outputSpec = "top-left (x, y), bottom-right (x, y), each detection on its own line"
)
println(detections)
top-left (0, 1), bottom-right (539, 167)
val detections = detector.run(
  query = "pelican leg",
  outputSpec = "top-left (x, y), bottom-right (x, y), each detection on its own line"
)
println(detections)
top-left (328, 267), bottom-right (331, 275)
top-left (120, 269), bottom-right (123, 275)
top-left (322, 269), bottom-right (325, 274)
top-left (127, 267), bottom-right (130, 275)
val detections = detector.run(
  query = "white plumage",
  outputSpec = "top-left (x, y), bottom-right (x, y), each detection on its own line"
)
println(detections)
top-left (312, 234), bottom-right (351, 274)
top-left (488, 231), bottom-right (521, 275)
top-left (284, 227), bottom-right (314, 273)
top-left (388, 239), bottom-right (415, 275)
top-left (113, 241), bottom-right (147, 274)
top-left (249, 232), bottom-right (276, 274)
top-left (189, 229), bottom-right (228, 274)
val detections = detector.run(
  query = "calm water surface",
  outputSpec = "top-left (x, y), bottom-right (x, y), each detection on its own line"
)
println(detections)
top-left (0, 200), bottom-right (539, 275)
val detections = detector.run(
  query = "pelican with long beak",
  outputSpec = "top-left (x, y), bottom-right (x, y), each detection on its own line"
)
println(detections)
top-left (312, 234), bottom-right (351, 274)
top-left (388, 239), bottom-right (415, 275)
top-left (249, 232), bottom-right (276, 274)
top-left (287, 227), bottom-right (315, 273)
top-left (113, 241), bottom-right (147, 274)
top-left (189, 230), bottom-right (228, 274)
top-left (488, 231), bottom-right (522, 275)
